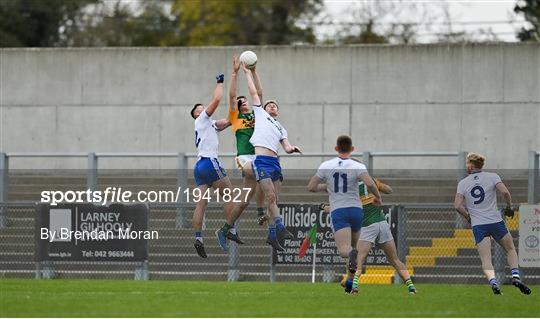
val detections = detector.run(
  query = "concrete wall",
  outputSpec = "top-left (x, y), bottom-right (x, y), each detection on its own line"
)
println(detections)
top-left (0, 44), bottom-right (538, 170)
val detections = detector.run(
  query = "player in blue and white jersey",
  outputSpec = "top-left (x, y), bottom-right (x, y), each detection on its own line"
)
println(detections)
top-left (189, 74), bottom-right (236, 258)
top-left (454, 152), bottom-right (531, 295)
top-left (308, 135), bottom-right (382, 293)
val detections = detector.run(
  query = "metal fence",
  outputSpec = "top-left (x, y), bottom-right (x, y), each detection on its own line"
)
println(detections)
top-left (399, 204), bottom-right (540, 285)
top-left (1, 150), bottom-right (539, 207)
top-left (1, 202), bottom-right (538, 284)
top-left (0, 151), bottom-right (538, 284)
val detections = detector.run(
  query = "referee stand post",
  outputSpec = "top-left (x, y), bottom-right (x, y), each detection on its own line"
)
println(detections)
top-left (269, 246), bottom-right (276, 282)
top-left (493, 225), bottom-right (506, 284)
top-left (228, 221), bottom-right (240, 281)
top-left (528, 150), bottom-right (539, 205)
top-left (0, 153), bottom-right (8, 228)
top-left (176, 153), bottom-right (188, 229)
top-left (87, 152), bottom-right (98, 192)
top-left (455, 151), bottom-right (468, 228)
top-left (362, 151), bottom-right (373, 175)
top-left (393, 205), bottom-right (407, 284)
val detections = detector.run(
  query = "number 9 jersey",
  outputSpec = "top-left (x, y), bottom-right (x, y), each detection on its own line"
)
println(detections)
top-left (457, 171), bottom-right (503, 226)
top-left (316, 157), bottom-right (367, 213)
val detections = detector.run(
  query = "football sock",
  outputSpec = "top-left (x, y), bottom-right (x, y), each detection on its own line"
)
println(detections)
top-left (257, 207), bottom-right (265, 217)
top-left (489, 277), bottom-right (499, 286)
top-left (268, 226), bottom-right (277, 239)
top-left (220, 223), bottom-right (232, 234)
top-left (352, 275), bottom-right (360, 289)
top-left (274, 217), bottom-right (284, 230)
top-left (511, 268), bottom-right (520, 280)
top-left (404, 278), bottom-right (415, 290)
top-left (195, 232), bottom-right (202, 243)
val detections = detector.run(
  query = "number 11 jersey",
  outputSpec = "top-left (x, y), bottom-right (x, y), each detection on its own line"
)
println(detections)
top-left (316, 157), bottom-right (367, 213)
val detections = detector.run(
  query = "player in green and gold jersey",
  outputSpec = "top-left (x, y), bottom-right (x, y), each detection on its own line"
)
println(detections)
top-left (218, 56), bottom-right (266, 245)
top-left (351, 178), bottom-right (416, 294)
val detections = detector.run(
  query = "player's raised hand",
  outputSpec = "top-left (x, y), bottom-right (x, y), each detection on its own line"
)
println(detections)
top-left (232, 55), bottom-right (240, 74)
top-left (240, 62), bottom-right (250, 73)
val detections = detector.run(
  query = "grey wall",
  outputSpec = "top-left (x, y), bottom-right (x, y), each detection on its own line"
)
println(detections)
top-left (0, 44), bottom-right (538, 170)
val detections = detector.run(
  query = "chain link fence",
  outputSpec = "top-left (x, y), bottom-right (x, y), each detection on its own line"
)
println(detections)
top-left (0, 162), bottom-right (538, 284)
top-left (0, 203), bottom-right (352, 282)
top-left (1, 202), bottom-right (538, 284)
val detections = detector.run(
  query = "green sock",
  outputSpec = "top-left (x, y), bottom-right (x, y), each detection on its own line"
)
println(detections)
top-left (257, 207), bottom-right (264, 216)
top-left (220, 223), bottom-right (232, 233)
top-left (405, 278), bottom-right (415, 290)
top-left (352, 275), bottom-right (360, 289)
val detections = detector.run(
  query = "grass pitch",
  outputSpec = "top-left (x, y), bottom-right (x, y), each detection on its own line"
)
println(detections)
top-left (0, 279), bottom-right (538, 317)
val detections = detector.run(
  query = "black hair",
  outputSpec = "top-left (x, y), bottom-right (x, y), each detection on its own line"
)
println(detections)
top-left (236, 96), bottom-right (246, 108)
top-left (190, 103), bottom-right (202, 119)
top-left (263, 100), bottom-right (279, 111)
top-left (336, 135), bottom-right (353, 153)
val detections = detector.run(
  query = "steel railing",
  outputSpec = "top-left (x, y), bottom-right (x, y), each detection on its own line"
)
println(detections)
top-left (1, 150), bottom-right (538, 224)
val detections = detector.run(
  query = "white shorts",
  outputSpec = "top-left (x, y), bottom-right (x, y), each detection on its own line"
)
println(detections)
top-left (235, 155), bottom-right (256, 170)
top-left (359, 221), bottom-right (394, 244)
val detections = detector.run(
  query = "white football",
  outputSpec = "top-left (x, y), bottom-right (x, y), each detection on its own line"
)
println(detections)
top-left (239, 50), bottom-right (257, 69)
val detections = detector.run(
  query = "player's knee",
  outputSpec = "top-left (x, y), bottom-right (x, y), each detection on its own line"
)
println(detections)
top-left (338, 247), bottom-right (350, 258)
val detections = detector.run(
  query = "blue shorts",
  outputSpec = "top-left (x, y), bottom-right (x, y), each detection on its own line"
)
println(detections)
top-left (252, 155), bottom-right (283, 182)
top-left (472, 220), bottom-right (509, 244)
top-left (331, 207), bottom-right (364, 233)
top-left (194, 157), bottom-right (227, 187)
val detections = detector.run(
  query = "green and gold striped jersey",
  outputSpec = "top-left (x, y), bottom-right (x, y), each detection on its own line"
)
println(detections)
top-left (228, 108), bottom-right (255, 156)
top-left (359, 179), bottom-right (387, 227)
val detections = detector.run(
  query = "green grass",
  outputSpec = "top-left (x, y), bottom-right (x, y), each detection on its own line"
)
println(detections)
top-left (0, 279), bottom-right (538, 317)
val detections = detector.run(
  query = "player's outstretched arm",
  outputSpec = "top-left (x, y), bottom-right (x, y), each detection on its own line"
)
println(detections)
top-left (453, 193), bottom-right (471, 224)
top-left (495, 182), bottom-right (513, 209)
top-left (214, 119), bottom-right (231, 131)
top-left (205, 74), bottom-right (224, 117)
top-left (251, 66), bottom-right (263, 102)
top-left (229, 56), bottom-right (240, 110)
top-left (378, 180), bottom-right (393, 194)
top-left (241, 64), bottom-right (261, 106)
top-left (308, 176), bottom-right (326, 192)
top-left (359, 172), bottom-right (382, 205)
top-left (280, 138), bottom-right (302, 154)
